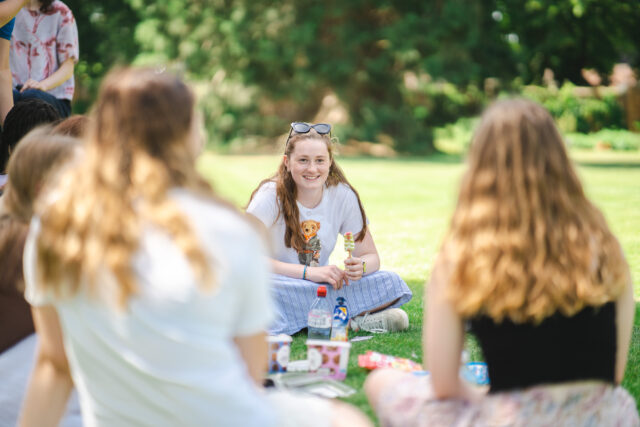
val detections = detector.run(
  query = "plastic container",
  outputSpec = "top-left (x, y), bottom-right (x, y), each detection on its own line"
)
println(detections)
top-left (266, 334), bottom-right (292, 373)
top-left (306, 339), bottom-right (352, 380)
top-left (461, 362), bottom-right (490, 385)
top-left (307, 285), bottom-right (332, 340)
top-left (330, 297), bottom-right (349, 341)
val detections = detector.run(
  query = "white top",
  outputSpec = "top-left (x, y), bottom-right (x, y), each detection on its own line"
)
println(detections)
top-left (246, 182), bottom-right (365, 266)
top-left (24, 189), bottom-right (277, 427)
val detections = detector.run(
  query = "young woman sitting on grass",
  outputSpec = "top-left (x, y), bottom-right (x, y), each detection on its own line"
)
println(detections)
top-left (18, 67), bottom-right (371, 427)
top-left (247, 123), bottom-right (412, 335)
top-left (10, 0), bottom-right (78, 117)
top-left (365, 99), bottom-right (638, 426)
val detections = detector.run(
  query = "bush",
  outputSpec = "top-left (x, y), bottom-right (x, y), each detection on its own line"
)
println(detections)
top-left (522, 83), bottom-right (625, 133)
top-left (433, 116), bottom-right (639, 155)
top-left (196, 77), bottom-right (286, 151)
top-left (404, 81), bottom-right (487, 128)
top-left (433, 117), bottom-right (479, 153)
top-left (565, 129), bottom-right (640, 151)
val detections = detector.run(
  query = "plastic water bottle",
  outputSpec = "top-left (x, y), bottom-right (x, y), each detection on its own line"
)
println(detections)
top-left (308, 286), bottom-right (332, 340)
top-left (330, 297), bottom-right (349, 341)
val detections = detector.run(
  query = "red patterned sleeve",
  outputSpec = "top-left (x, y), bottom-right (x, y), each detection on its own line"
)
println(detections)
top-left (56, 4), bottom-right (79, 64)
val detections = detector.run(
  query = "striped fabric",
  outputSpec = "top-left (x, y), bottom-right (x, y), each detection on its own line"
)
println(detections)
top-left (268, 270), bottom-right (412, 335)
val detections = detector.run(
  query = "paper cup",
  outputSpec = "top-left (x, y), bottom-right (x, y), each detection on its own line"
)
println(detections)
top-left (267, 334), bottom-right (292, 373)
top-left (306, 340), bottom-right (351, 381)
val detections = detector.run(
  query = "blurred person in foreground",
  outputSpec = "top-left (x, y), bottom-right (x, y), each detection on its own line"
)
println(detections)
top-left (365, 99), bottom-right (638, 426)
top-left (18, 67), bottom-right (372, 427)
top-left (0, 127), bottom-right (82, 426)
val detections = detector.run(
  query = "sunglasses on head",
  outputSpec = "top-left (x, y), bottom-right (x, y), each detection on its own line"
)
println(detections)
top-left (291, 122), bottom-right (332, 134)
top-left (285, 122), bottom-right (332, 149)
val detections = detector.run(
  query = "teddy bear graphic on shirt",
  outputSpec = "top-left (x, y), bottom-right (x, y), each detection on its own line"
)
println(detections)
top-left (298, 219), bottom-right (321, 266)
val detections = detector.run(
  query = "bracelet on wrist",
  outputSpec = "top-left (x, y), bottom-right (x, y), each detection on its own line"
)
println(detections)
top-left (302, 264), bottom-right (308, 280)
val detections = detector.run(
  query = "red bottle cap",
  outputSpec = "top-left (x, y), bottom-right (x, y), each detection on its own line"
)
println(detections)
top-left (317, 285), bottom-right (327, 297)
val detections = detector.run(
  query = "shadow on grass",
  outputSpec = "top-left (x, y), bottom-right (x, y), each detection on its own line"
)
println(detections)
top-left (341, 152), bottom-right (465, 165)
top-left (576, 161), bottom-right (640, 169)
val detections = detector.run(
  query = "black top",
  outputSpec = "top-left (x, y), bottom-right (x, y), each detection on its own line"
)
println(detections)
top-left (469, 302), bottom-right (616, 393)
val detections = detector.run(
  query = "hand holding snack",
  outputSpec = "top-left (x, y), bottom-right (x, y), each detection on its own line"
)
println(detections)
top-left (344, 256), bottom-right (364, 282)
top-left (344, 232), bottom-right (355, 257)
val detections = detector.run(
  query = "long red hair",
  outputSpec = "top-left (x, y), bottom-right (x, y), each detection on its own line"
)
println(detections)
top-left (248, 129), bottom-right (367, 253)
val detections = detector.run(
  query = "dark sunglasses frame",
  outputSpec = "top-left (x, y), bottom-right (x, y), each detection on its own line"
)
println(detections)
top-left (285, 122), bottom-right (332, 149)
top-left (291, 122), bottom-right (331, 134)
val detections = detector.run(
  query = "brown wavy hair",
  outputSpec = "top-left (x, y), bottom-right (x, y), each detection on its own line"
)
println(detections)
top-left (0, 215), bottom-right (28, 294)
top-left (248, 129), bottom-right (367, 253)
top-left (442, 99), bottom-right (628, 324)
top-left (35, 67), bottom-right (220, 307)
top-left (3, 126), bottom-right (81, 223)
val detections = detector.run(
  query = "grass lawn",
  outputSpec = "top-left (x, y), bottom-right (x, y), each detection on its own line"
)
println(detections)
top-left (197, 149), bottom-right (640, 422)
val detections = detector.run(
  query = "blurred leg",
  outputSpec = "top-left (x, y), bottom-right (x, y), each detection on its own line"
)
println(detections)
top-left (330, 400), bottom-right (374, 427)
top-left (364, 368), bottom-right (410, 412)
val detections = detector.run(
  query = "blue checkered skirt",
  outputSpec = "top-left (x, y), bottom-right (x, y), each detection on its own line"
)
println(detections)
top-left (267, 270), bottom-right (412, 335)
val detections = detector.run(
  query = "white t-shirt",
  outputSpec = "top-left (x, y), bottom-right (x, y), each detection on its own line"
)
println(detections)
top-left (246, 182), bottom-right (365, 266)
top-left (24, 189), bottom-right (277, 427)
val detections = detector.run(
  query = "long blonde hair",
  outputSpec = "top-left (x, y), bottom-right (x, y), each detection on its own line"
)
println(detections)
top-left (3, 127), bottom-right (81, 223)
top-left (443, 99), bottom-right (628, 324)
top-left (36, 67), bottom-right (217, 307)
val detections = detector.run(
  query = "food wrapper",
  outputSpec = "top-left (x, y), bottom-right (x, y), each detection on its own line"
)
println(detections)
top-left (344, 232), bottom-right (355, 254)
top-left (357, 351), bottom-right (423, 372)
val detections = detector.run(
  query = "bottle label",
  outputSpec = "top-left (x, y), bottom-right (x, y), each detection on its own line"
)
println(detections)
top-left (333, 306), bottom-right (348, 323)
top-left (330, 305), bottom-right (349, 341)
top-left (308, 311), bottom-right (332, 328)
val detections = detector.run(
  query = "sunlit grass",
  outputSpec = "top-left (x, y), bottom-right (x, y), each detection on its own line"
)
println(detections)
top-left (198, 150), bottom-right (640, 421)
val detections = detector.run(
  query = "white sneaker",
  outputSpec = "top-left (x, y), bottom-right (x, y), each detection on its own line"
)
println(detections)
top-left (350, 308), bottom-right (409, 333)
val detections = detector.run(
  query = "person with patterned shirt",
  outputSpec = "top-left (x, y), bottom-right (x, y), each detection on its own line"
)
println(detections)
top-left (10, 0), bottom-right (78, 117)
top-left (0, 0), bottom-right (28, 123)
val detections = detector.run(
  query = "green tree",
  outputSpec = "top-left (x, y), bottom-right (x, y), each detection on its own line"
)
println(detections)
top-left (67, 0), bottom-right (640, 149)
top-left (126, 0), bottom-right (518, 152)
top-left (64, 0), bottom-right (141, 112)
top-left (496, 0), bottom-right (640, 84)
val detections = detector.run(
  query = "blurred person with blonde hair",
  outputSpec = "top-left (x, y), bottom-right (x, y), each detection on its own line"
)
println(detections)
top-left (18, 67), bottom-right (372, 427)
top-left (365, 99), bottom-right (638, 426)
top-left (2, 126), bottom-right (81, 220)
top-left (0, 126), bottom-right (82, 426)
